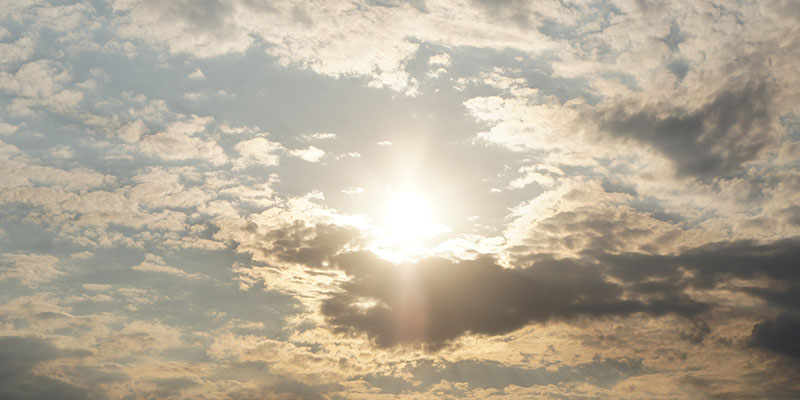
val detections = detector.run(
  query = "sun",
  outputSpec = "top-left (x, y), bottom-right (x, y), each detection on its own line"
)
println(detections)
top-left (372, 189), bottom-right (449, 260)
top-left (383, 190), bottom-right (435, 243)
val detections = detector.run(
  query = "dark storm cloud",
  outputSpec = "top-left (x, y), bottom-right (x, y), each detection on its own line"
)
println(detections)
top-left (595, 80), bottom-right (777, 177)
top-left (750, 313), bottom-right (800, 359)
top-left (0, 336), bottom-right (96, 400)
top-left (321, 252), bottom-right (707, 349)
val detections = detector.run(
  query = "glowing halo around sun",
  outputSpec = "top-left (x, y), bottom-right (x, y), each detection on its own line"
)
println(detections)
top-left (371, 188), bottom-right (450, 261)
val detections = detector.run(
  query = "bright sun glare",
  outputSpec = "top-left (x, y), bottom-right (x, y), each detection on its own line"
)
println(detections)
top-left (374, 189), bottom-right (449, 260)
top-left (383, 191), bottom-right (434, 243)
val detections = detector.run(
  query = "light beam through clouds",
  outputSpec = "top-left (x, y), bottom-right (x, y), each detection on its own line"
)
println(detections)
top-left (1, 0), bottom-right (800, 399)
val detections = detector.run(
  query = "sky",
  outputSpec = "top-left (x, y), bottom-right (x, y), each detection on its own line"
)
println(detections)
top-left (1, 0), bottom-right (800, 399)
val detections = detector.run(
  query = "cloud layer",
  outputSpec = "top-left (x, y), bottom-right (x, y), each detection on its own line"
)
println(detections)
top-left (1, 0), bottom-right (799, 398)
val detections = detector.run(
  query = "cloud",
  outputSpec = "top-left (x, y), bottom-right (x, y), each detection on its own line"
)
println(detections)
top-left (0, 158), bottom-right (109, 191)
top-left (233, 137), bottom-right (282, 168)
top-left (362, 356), bottom-right (644, 394)
top-left (508, 164), bottom-right (562, 189)
top-left (319, 235), bottom-right (800, 350)
top-left (132, 254), bottom-right (205, 279)
top-left (322, 251), bottom-right (707, 350)
top-left (342, 187), bottom-right (364, 195)
top-left (0, 336), bottom-right (61, 378)
top-left (750, 313), bottom-right (800, 359)
top-left (290, 146), bottom-right (325, 163)
top-left (0, 336), bottom-right (95, 400)
top-left (0, 36), bottom-right (34, 67)
top-left (428, 53), bottom-right (451, 67)
top-left (596, 238), bottom-right (800, 294)
top-left (0, 253), bottom-right (63, 288)
top-left (187, 68), bottom-right (205, 80)
top-left (225, 220), bottom-right (362, 270)
top-left (81, 283), bottom-right (112, 292)
top-left (301, 132), bottom-right (337, 141)
top-left (111, 0), bottom-right (252, 57)
top-left (468, 0), bottom-right (535, 28)
top-left (501, 178), bottom-right (717, 258)
top-left (0, 0), bottom-right (799, 397)
top-left (137, 116), bottom-right (227, 165)
top-left (594, 80), bottom-right (779, 177)
top-left (0, 59), bottom-right (82, 115)
top-left (99, 320), bottom-right (183, 356)
top-left (0, 121), bottom-right (17, 135)
top-left (0, 59), bottom-right (70, 98)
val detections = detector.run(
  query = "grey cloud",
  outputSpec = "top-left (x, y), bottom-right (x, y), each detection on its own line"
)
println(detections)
top-left (767, 0), bottom-right (800, 21)
top-left (368, 0), bottom-right (428, 12)
top-left (227, 376), bottom-right (340, 400)
top-left (141, 0), bottom-right (234, 33)
top-left (0, 336), bottom-right (97, 400)
top-left (0, 336), bottom-right (60, 379)
top-left (741, 286), bottom-right (800, 310)
top-left (290, 5), bottom-right (313, 27)
top-left (321, 236), bottom-right (800, 349)
top-left (595, 80), bottom-right (777, 177)
top-left (469, 0), bottom-right (533, 28)
top-left (750, 313), bottom-right (800, 359)
top-left (146, 377), bottom-right (201, 398)
top-left (245, 221), bottom-right (362, 268)
top-left (322, 252), bottom-right (707, 350)
top-left (680, 320), bottom-right (711, 344)
top-left (589, 238), bottom-right (800, 334)
top-left (596, 238), bottom-right (800, 294)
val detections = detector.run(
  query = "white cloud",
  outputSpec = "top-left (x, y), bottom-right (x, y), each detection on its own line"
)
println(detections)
top-left (188, 68), bottom-right (205, 80)
top-left (111, 0), bottom-right (253, 57)
top-left (341, 187), bottom-right (364, 195)
top-left (0, 36), bottom-right (35, 67)
top-left (137, 116), bottom-right (227, 165)
top-left (302, 132), bottom-right (337, 141)
top-left (233, 136), bottom-right (282, 168)
top-left (0, 121), bottom-right (18, 135)
top-left (82, 283), bottom-right (112, 291)
top-left (290, 146), bottom-right (325, 162)
top-left (105, 0), bottom-right (564, 92)
top-left (116, 120), bottom-right (146, 143)
top-left (183, 91), bottom-right (208, 101)
top-left (0, 253), bottom-right (63, 287)
top-left (508, 164), bottom-right (564, 189)
top-left (428, 52), bottom-right (451, 67)
top-left (131, 254), bottom-right (204, 279)
top-left (0, 59), bottom-right (82, 115)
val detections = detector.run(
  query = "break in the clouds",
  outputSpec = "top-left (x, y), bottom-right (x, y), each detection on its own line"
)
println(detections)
top-left (1, 0), bottom-right (800, 399)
